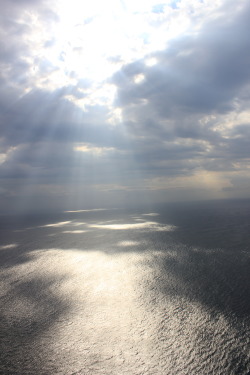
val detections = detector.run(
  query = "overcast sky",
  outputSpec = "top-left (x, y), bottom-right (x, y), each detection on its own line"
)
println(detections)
top-left (0, 0), bottom-right (250, 212)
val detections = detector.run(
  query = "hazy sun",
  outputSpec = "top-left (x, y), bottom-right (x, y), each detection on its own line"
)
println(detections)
top-left (44, 0), bottom-right (168, 86)
top-left (32, 0), bottom-right (197, 106)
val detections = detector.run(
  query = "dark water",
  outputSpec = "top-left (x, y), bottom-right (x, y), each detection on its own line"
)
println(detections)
top-left (0, 199), bottom-right (250, 375)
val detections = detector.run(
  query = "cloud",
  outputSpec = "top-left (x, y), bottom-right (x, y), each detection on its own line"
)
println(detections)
top-left (109, 0), bottom-right (250, 185)
top-left (1, 0), bottom-right (250, 212)
top-left (113, 1), bottom-right (250, 116)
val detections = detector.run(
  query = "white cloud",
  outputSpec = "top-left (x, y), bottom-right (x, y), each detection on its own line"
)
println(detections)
top-left (74, 144), bottom-right (116, 155)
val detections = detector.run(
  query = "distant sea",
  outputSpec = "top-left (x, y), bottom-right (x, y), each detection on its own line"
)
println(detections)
top-left (0, 199), bottom-right (250, 375)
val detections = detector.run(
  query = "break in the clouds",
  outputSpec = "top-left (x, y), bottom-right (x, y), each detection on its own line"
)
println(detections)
top-left (0, 0), bottom-right (250, 212)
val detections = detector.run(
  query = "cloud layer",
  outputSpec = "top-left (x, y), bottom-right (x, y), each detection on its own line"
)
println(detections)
top-left (0, 0), bottom-right (250, 212)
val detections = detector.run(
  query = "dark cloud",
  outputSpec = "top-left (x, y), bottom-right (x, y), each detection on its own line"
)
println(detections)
top-left (114, 2), bottom-right (250, 117)
top-left (0, 87), bottom-right (113, 146)
top-left (108, 0), bottom-right (250, 185)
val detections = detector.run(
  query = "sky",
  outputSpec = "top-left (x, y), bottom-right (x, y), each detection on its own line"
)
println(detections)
top-left (0, 0), bottom-right (250, 212)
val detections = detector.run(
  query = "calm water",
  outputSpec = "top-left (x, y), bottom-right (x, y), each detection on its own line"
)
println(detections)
top-left (0, 199), bottom-right (250, 375)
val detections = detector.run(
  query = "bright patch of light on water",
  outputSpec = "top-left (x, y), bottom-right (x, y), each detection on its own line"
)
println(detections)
top-left (41, 221), bottom-right (72, 227)
top-left (117, 240), bottom-right (141, 247)
top-left (142, 213), bottom-right (159, 216)
top-left (64, 209), bottom-right (109, 213)
top-left (62, 230), bottom-right (88, 234)
top-left (0, 244), bottom-right (18, 250)
top-left (88, 221), bottom-right (176, 231)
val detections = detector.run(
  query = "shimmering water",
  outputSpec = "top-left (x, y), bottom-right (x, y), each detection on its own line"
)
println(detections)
top-left (0, 200), bottom-right (250, 375)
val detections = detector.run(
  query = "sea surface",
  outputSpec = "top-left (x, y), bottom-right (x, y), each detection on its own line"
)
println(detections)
top-left (0, 199), bottom-right (250, 375)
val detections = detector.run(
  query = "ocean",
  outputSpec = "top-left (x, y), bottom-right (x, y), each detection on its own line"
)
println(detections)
top-left (0, 199), bottom-right (250, 375)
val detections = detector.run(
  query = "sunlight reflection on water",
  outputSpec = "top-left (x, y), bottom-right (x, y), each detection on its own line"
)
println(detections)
top-left (0, 206), bottom-right (250, 374)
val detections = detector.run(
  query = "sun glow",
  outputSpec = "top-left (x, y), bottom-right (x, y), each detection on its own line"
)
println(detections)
top-left (49, 0), bottom-right (135, 83)
top-left (36, 0), bottom-right (189, 94)
top-left (18, 0), bottom-right (217, 109)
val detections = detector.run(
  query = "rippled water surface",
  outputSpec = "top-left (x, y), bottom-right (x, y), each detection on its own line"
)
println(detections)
top-left (0, 200), bottom-right (250, 374)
